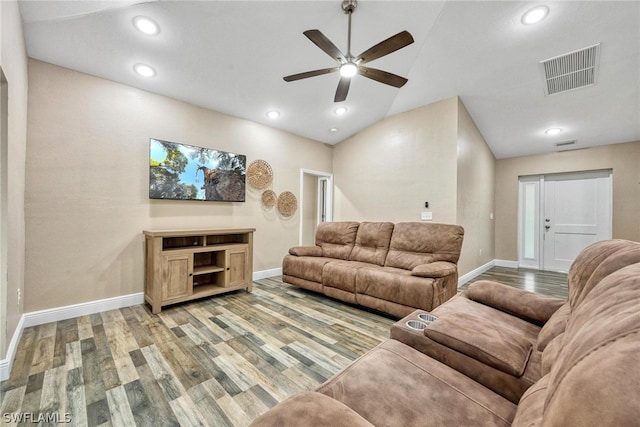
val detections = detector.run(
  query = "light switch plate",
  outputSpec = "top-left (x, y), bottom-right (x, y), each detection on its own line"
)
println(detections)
top-left (421, 211), bottom-right (433, 221)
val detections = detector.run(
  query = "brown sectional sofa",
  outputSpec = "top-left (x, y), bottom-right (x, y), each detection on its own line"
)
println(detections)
top-left (282, 221), bottom-right (465, 317)
top-left (251, 239), bottom-right (640, 426)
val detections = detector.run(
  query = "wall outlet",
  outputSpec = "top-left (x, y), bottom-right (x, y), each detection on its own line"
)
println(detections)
top-left (421, 211), bottom-right (433, 221)
top-left (16, 288), bottom-right (21, 303)
top-left (479, 249), bottom-right (483, 257)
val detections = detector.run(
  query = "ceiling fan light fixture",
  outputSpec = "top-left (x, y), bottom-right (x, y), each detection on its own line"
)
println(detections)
top-left (522, 5), bottom-right (549, 25)
top-left (340, 62), bottom-right (358, 78)
top-left (133, 16), bottom-right (160, 35)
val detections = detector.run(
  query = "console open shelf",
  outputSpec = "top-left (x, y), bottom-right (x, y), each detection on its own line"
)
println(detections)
top-left (144, 228), bottom-right (255, 313)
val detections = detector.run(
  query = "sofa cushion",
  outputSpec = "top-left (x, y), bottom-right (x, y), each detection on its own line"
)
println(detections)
top-left (315, 221), bottom-right (359, 260)
top-left (356, 267), bottom-right (436, 311)
top-left (424, 312), bottom-right (534, 376)
top-left (282, 254), bottom-right (335, 284)
top-left (323, 261), bottom-right (383, 294)
top-left (350, 222), bottom-right (394, 266)
top-left (248, 391), bottom-right (375, 427)
top-left (536, 302), bottom-right (570, 351)
top-left (317, 339), bottom-right (517, 427)
top-left (385, 222), bottom-right (464, 270)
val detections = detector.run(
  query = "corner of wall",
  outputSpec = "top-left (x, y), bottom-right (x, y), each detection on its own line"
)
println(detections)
top-left (455, 98), bottom-right (496, 276)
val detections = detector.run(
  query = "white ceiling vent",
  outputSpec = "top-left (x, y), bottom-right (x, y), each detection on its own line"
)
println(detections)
top-left (555, 140), bottom-right (576, 147)
top-left (541, 44), bottom-right (600, 95)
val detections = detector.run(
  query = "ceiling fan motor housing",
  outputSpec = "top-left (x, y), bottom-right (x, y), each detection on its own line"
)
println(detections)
top-left (342, 0), bottom-right (357, 14)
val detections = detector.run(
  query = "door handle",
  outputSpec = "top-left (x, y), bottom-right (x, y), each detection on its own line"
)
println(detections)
top-left (545, 218), bottom-right (551, 222)
top-left (545, 225), bottom-right (551, 230)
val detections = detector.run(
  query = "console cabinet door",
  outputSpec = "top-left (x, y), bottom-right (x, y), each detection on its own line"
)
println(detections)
top-left (227, 247), bottom-right (249, 287)
top-left (162, 254), bottom-right (193, 300)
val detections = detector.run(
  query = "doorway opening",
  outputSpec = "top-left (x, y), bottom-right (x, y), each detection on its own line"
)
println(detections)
top-left (518, 170), bottom-right (612, 272)
top-left (299, 169), bottom-right (333, 246)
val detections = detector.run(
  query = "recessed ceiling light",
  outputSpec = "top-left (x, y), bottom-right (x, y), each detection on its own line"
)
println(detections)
top-left (522, 5), bottom-right (549, 25)
top-left (133, 16), bottom-right (160, 35)
top-left (266, 110), bottom-right (280, 119)
top-left (334, 107), bottom-right (347, 115)
top-left (330, 127), bottom-right (338, 133)
top-left (134, 63), bottom-right (156, 77)
top-left (545, 127), bottom-right (563, 135)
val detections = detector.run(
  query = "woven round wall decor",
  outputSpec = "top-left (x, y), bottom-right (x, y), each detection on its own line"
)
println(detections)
top-left (277, 191), bottom-right (297, 218)
top-left (261, 189), bottom-right (277, 209)
top-left (247, 159), bottom-right (273, 190)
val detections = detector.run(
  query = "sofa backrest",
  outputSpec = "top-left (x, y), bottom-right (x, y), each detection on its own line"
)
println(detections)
top-left (513, 262), bottom-right (640, 427)
top-left (384, 222), bottom-right (464, 270)
top-left (315, 221), bottom-right (360, 260)
top-left (349, 222), bottom-right (395, 266)
top-left (567, 240), bottom-right (638, 307)
top-left (543, 262), bottom-right (640, 426)
top-left (569, 240), bottom-right (640, 309)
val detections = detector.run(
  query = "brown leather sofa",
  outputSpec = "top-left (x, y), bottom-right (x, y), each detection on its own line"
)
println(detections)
top-left (251, 239), bottom-right (640, 427)
top-left (282, 221), bottom-right (465, 317)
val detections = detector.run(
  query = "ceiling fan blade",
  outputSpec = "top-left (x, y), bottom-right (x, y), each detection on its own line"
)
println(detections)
top-left (358, 66), bottom-right (408, 88)
top-left (356, 30), bottom-right (414, 65)
top-left (283, 67), bottom-right (339, 82)
top-left (304, 29), bottom-right (346, 62)
top-left (334, 76), bottom-right (351, 102)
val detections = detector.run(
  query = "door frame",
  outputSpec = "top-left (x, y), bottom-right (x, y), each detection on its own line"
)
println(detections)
top-left (517, 169), bottom-right (612, 271)
top-left (299, 169), bottom-right (333, 246)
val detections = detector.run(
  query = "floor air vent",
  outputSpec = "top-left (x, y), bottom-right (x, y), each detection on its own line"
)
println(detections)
top-left (541, 44), bottom-right (600, 95)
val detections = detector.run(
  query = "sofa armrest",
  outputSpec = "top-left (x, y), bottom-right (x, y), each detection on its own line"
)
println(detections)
top-left (411, 261), bottom-right (457, 278)
top-left (289, 246), bottom-right (323, 257)
top-left (249, 391), bottom-right (374, 427)
top-left (465, 280), bottom-right (566, 325)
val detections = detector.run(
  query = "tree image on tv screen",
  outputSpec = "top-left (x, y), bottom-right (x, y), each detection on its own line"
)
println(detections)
top-left (149, 139), bottom-right (246, 201)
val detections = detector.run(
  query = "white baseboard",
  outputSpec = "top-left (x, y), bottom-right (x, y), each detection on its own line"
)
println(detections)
top-left (458, 260), bottom-right (495, 287)
top-left (1, 292), bottom-right (144, 381)
top-left (253, 267), bottom-right (282, 280)
top-left (22, 292), bottom-right (145, 328)
top-left (0, 314), bottom-right (25, 381)
top-left (495, 259), bottom-right (519, 268)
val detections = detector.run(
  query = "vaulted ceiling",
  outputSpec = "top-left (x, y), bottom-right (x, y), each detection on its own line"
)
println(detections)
top-left (18, 1), bottom-right (640, 158)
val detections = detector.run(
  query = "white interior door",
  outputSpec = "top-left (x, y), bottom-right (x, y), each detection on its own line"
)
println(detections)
top-left (542, 171), bottom-right (612, 272)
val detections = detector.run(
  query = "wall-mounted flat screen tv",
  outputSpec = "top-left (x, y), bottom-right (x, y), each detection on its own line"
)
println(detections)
top-left (149, 138), bottom-right (246, 202)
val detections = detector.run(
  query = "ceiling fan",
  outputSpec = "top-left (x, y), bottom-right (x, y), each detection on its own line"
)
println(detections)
top-left (283, 0), bottom-right (414, 102)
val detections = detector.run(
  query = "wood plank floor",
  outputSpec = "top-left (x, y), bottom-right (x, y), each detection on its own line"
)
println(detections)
top-left (1, 268), bottom-right (568, 426)
top-left (459, 267), bottom-right (569, 299)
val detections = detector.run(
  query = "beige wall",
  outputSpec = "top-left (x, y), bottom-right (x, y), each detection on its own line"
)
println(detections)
top-left (25, 59), bottom-right (332, 312)
top-left (495, 141), bottom-right (640, 261)
top-left (456, 98), bottom-right (496, 275)
top-left (333, 97), bottom-right (496, 276)
top-left (0, 0), bottom-right (28, 359)
top-left (333, 97), bottom-right (459, 224)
